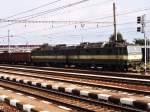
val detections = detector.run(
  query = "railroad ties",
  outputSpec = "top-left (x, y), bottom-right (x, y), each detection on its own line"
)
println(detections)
top-left (0, 65), bottom-right (150, 112)
top-left (0, 87), bottom-right (72, 112)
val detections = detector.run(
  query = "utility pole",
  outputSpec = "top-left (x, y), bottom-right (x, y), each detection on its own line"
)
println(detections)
top-left (142, 15), bottom-right (147, 74)
top-left (113, 2), bottom-right (117, 44)
top-left (8, 30), bottom-right (10, 53)
top-left (137, 14), bottom-right (147, 74)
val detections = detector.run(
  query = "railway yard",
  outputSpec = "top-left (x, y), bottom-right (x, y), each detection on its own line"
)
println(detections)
top-left (0, 64), bottom-right (149, 112)
top-left (0, 0), bottom-right (150, 112)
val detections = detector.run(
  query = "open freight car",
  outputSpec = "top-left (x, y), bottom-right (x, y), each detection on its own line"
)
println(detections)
top-left (0, 52), bottom-right (31, 64)
top-left (0, 52), bottom-right (10, 63)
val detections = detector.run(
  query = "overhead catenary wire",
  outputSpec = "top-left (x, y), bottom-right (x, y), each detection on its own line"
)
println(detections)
top-left (0, 1), bottom-right (149, 45)
top-left (10, 18), bottom-right (150, 38)
top-left (46, 0), bottom-right (112, 18)
top-left (9, 5), bottom-right (150, 22)
top-left (0, 15), bottom-right (148, 39)
top-left (0, 0), bottom-right (112, 31)
top-left (0, 25), bottom-right (149, 45)
top-left (3, 0), bottom-right (62, 19)
top-left (2, 26), bottom-right (149, 39)
top-left (10, 15), bottom-right (138, 37)
top-left (1, 4), bottom-right (150, 30)
top-left (2, 16), bottom-right (147, 42)
top-left (0, 0), bottom-right (62, 31)
top-left (0, 0), bottom-right (147, 33)
top-left (7, 21), bottom-right (149, 38)
top-left (85, 6), bottom-right (150, 21)
top-left (0, 19), bottom-right (112, 24)
top-left (0, 0), bottom-right (91, 29)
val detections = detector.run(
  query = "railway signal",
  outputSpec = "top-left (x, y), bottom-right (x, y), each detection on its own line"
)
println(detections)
top-left (137, 16), bottom-right (142, 32)
top-left (137, 27), bottom-right (141, 32)
top-left (137, 16), bottom-right (142, 24)
top-left (137, 16), bottom-right (141, 24)
top-left (136, 16), bottom-right (145, 33)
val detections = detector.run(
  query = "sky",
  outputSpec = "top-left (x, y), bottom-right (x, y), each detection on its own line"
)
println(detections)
top-left (0, 0), bottom-right (149, 45)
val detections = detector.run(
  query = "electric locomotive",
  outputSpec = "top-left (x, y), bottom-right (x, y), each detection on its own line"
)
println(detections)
top-left (31, 42), bottom-right (142, 70)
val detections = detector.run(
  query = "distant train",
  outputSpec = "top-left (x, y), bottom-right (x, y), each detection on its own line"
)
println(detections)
top-left (0, 42), bottom-right (149, 71)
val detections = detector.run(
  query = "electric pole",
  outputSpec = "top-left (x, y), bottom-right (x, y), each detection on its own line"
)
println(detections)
top-left (142, 15), bottom-right (147, 74)
top-left (137, 14), bottom-right (147, 74)
top-left (113, 2), bottom-right (117, 44)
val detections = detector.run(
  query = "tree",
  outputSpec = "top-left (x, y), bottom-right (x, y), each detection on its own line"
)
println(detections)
top-left (133, 38), bottom-right (150, 45)
top-left (109, 32), bottom-right (126, 43)
top-left (104, 32), bottom-right (126, 47)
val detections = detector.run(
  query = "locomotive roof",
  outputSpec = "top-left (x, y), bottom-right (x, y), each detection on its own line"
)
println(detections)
top-left (32, 42), bottom-right (143, 52)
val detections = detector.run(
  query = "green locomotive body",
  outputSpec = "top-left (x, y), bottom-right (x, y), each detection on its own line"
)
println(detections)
top-left (31, 43), bottom-right (142, 70)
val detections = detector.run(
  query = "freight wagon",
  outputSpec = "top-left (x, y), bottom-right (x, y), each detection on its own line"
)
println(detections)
top-left (0, 52), bottom-right (31, 64)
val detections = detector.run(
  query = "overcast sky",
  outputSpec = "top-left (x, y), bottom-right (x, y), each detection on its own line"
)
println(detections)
top-left (0, 0), bottom-right (149, 45)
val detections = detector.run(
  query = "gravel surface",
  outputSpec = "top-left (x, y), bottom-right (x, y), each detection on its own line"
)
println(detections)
top-left (0, 102), bottom-right (22, 112)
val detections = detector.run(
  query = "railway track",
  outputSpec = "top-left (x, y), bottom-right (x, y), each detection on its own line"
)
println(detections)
top-left (0, 79), bottom-right (136, 112)
top-left (1, 67), bottom-right (150, 109)
top-left (0, 65), bottom-right (149, 95)
top-left (0, 65), bottom-right (149, 86)
top-left (0, 65), bottom-right (149, 111)
top-left (1, 69), bottom-right (150, 96)
top-left (4, 64), bottom-right (150, 79)
top-left (0, 86), bottom-right (74, 112)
